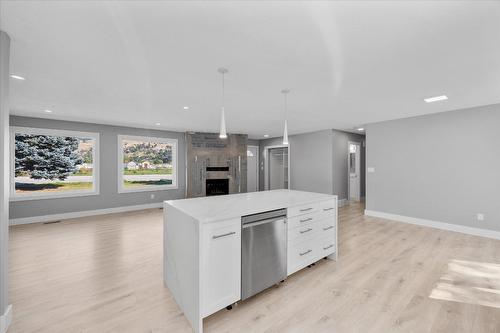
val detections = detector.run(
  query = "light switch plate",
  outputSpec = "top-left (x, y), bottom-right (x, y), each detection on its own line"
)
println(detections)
top-left (367, 167), bottom-right (375, 173)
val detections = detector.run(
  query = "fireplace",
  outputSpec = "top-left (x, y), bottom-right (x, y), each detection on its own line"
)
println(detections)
top-left (186, 132), bottom-right (248, 198)
top-left (206, 179), bottom-right (229, 196)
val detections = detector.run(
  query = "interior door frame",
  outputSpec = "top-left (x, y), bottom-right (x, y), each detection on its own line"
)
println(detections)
top-left (347, 141), bottom-right (361, 202)
top-left (247, 145), bottom-right (259, 192)
top-left (264, 144), bottom-right (291, 191)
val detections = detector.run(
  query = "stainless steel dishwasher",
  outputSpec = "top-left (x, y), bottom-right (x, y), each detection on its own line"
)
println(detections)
top-left (241, 208), bottom-right (287, 300)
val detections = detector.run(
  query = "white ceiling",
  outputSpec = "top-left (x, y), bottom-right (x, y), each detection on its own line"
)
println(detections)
top-left (1, 1), bottom-right (500, 138)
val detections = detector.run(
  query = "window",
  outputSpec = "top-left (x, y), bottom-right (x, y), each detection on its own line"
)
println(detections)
top-left (118, 135), bottom-right (177, 193)
top-left (10, 127), bottom-right (99, 201)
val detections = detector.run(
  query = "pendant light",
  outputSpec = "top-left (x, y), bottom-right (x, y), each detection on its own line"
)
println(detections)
top-left (281, 89), bottom-right (290, 145)
top-left (218, 68), bottom-right (228, 139)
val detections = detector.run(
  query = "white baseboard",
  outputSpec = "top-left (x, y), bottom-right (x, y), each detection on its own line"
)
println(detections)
top-left (10, 202), bottom-right (163, 226)
top-left (0, 305), bottom-right (12, 333)
top-left (364, 210), bottom-right (500, 241)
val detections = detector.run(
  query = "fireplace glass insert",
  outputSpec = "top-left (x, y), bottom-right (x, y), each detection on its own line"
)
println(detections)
top-left (206, 179), bottom-right (229, 196)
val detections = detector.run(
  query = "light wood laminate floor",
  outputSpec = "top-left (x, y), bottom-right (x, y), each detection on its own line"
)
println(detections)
top-left (9, 202), bottom-right (500, 333)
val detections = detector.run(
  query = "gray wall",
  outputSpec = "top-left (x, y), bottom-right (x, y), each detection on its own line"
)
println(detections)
top-left (366, 103), bottom-right (500, 232)
top-left (10, 116), bottom-right (186, 220)
top-left (259, 129), bottom-right (365, 200)
top-left (289, 130), bottom-right (334, 194)
top-left (259, 130), bottom-right (334, 194)
top-left (0, 30), bottom-right (10, 318)
top-left (247, 139), bottom-right (260, 147)
top-left (332, 130), bottom-right (366, 200)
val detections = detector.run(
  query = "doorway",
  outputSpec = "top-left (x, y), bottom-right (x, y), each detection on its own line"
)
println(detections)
top-left (247, 145), bottom-right (259, 192)
top-left (265, 146), bottom-right (289, 190)
top-left (348, 141), bottom-right (361, 202)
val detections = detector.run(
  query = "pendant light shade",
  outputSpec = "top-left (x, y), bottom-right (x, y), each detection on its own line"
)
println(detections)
top-left (219, 106), bottom-right (227, 139)
top-left (283, 120), bottom-right (289, 145)
top-left (218, 68), bottom-right (229, 139)
top-left (281, 89), bottom-right (290, 145)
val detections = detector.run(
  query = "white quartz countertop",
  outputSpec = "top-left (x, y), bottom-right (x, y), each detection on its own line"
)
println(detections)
top-left (164, 189), bottom-right (336, 223)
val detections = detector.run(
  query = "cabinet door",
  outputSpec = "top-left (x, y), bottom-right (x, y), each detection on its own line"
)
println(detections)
top-left (201, 219), bottom-right (241, 317)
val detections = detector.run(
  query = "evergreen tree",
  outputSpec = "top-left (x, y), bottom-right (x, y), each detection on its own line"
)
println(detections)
top-left (15, 134), bottom-right (83, 180)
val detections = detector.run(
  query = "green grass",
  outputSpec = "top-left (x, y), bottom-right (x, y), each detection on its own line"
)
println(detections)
top-left (124, 179), bottom-right (173, 187)
top-left (124, 168), bottom-right (172, 175)
top-left (73, 169), bottom-right (93, 176)
top-left (15, 182), bottom-right (93, 193)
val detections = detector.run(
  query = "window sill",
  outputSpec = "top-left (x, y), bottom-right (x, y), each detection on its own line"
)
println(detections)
top-left (10, 190), bottom-right (100, 202)
top-left (117, 185), bottom-right (179, 194)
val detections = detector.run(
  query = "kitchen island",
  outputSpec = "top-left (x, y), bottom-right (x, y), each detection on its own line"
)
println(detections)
top-left (164, 190), bottom-right (338, 333)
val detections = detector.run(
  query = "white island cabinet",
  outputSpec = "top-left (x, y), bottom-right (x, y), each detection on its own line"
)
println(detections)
top-left (164, 190), bottom-right (337, 333)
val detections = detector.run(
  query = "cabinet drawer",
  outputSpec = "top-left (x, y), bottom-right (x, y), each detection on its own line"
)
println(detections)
top-left (287, 202), bottom-right (319, 218)
top-left (287, 212), bottom-right (320, 230)
top-left (287, 240), bottom-right (316, 275)
top-left (318, 218), bottom-right (336, 238)
top-left (317, 236), bottom-right (336, 258)
top-left (288, 223), bottom-right (319, 244)
top-left (319, 200), bottom-right (336, 219)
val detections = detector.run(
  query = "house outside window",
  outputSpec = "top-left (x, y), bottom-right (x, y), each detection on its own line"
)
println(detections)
top-left (117, 135), bottom-right (178, 193)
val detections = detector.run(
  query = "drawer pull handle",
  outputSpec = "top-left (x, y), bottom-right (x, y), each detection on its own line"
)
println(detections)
top-left (300, 207), bottom-right (313, 212)
top-left (323, 244), bottom-right (334, 250)
top-left (212, 231), bottom-right (236, 239)
top-left (300, 217), bottom-right (313, 223)
top-left (323, 226), bottom-right (334, 231)
top-left (300, 249), bottom-right (312, 256)
top-left (300, 228), bottom-right (313, 234)
top-left (323, 207), bottom-right (334, 211)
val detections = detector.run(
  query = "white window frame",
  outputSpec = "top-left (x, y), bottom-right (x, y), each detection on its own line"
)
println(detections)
top-left (117, 135), bottom-right (178, 193)
top-left (10, 126), bottom-right (100, 201)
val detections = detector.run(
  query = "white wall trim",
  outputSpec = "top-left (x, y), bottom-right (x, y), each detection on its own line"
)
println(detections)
top-left (0, 304), bottom-right (12, 333)
top-left (365, 210), bottom-right (500, 241)
top-left (10, 202), bottom-right (163, 226)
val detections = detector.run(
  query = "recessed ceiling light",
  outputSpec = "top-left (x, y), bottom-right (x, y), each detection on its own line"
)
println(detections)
top-left (263, 134), bottom-right (269, 138)
top-left (44, 109), bottom-right (53, 113)
top-left (357, 128), bottom-right (364, 131)
top-left (183, 106), bottom-right (189, 110)
top-left (424, 95), bottom-right (448, 103)
top-left (155, 122), bottom-right (161, 126)
top-left (10, 74), bottom-right (25, 80)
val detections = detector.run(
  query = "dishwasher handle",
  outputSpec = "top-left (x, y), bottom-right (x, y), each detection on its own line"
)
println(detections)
top-left (242, 217), bottom-right (286, 229)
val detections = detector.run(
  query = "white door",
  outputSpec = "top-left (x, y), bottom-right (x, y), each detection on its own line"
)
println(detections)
top-left (348, 142), bottom-right (361, 201)
top-left (247, 146), bottom-right (259, 192)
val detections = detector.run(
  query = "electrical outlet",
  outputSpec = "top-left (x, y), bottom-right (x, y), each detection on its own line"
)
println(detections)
top-left (150, 194), bottom-right (155, 200)
top-left (476, 213), bottom-right (484, 222)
